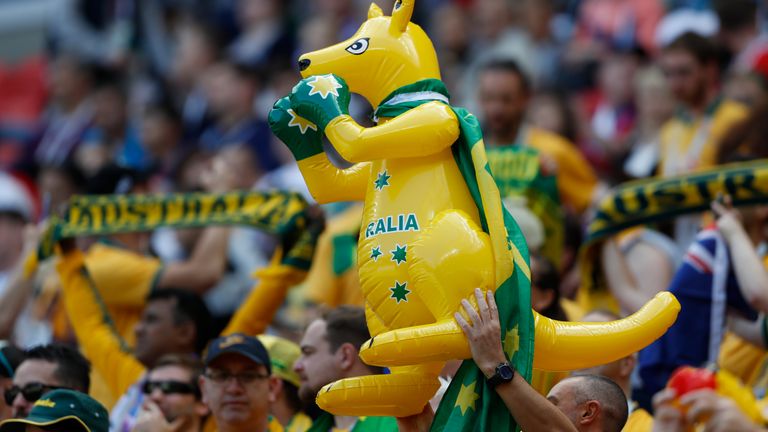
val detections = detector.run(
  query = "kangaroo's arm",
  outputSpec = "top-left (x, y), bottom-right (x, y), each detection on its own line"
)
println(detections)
top-left (296, 153), bottom-right (372, 204)
top-left (324, 102), bottom-right (460, 163)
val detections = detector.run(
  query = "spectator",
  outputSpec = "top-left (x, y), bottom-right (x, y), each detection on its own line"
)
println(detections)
top-left (622, 66), bottom-right (675, 179)
top-left (199, 334), bottom-right (279, 432)
top-left (657, 32), bottom-right (747, 176)
top-left (293, 306), bottom-right (397, 431)
top-left (169, 17), bottom-right (222, 144)
top-left (455, 288), bottom-right (628, 432)
top-left (47, 0), bottom-right (135, 67)
top-left (229, 0), bottom-right (295, 71)
top-left (29, 54), bottom-right (96, 169)
top-left (0, 389), bottom-right (109, 432)
top-left (76, 76), bottom-right (147, 175)
top-left (8, 344), bottom-right (91, 418)
top-left (652, 387), bottom-right (765, 432)
top-left (0, 174), bottom-right (51, 349)
top-left (257, 335), bottom-right (312, 431)
top-left (199, 60), bottom-right (282, 171)
top-left (131, 354), bottom-right (208, 432)
top-left (478, 59), bottom-right (601, 216)
top-left (0, 343), bottom-right (25, 421)
top-left (56, 231), bottom-right (213, 430)
top-left (658, 31), bottom-right (750, 249)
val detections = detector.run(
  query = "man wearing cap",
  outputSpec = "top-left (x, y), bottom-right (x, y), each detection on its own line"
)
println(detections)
top-left (257, 335), bottom-right (311, 432)
top-left (199, 333), bottom-right (280, 432)
top-left (0, 389), bottom-right (109, 432)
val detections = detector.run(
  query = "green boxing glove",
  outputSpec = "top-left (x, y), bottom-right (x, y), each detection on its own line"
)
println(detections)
top-left (289, 74), bottom-right (351, 130)
top-left (268, 96), bottom-right (324, 161)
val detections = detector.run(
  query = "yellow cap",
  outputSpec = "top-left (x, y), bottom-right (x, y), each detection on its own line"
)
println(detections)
top-left (257, 335), bottom-right (301, 387)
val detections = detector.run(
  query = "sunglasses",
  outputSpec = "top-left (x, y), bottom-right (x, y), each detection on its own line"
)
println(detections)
top-left (141, 380), bottom-right (199, 397)
top-left (4, 383), bottom-right (66, 406)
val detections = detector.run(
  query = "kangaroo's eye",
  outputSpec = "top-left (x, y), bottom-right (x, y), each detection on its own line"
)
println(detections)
top-left (345, 38), bottom-right (370, 55)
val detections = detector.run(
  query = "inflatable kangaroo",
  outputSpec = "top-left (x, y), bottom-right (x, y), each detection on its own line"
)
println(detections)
top-left (269, 0), bottom-right (680, 418)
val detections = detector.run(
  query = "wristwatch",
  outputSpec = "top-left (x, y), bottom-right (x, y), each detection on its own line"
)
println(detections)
top-left (487, 362), bottom-right (515, 388)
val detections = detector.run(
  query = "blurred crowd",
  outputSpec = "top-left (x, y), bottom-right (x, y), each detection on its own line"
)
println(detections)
top-left (2, 0), bottom-right (768, 431)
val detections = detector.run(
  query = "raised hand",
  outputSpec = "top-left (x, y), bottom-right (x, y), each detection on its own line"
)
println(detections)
top-left (268, 96), bottom-right (324, 161)
top-left (289, 74), bottom-right (351, 130)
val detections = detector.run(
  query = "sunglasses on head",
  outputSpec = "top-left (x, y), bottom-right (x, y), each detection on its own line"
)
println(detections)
top-left (141, 380), bottom-right (199, 397)
top-left (3, 382), bottom-right (66, 406)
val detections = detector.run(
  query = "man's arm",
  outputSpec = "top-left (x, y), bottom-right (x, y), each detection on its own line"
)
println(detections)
top-left (56, 242), bottom-right (146, 397)
top-left (155, 155), bottom-right (237, 293)
top-left (455, 288), bottom-right (577, 432)
top-left (0, 225), bottom-right (39, 338)
top-left (155, 226), bottom-right (231, 294)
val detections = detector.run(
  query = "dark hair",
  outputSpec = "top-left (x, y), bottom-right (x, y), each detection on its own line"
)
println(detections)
top-left (663, 32), bottom-right (719, 65)
top-left (152, 354), bottom-right (204, 399)
top-left (716, 99), bottom-right (768, 163)
top-left (282, 380), bottom-right (303, 412)
top-left (569, 374), bottom-right (629, 432)
top-left (480, 58), bottom-right (531, 95)
top-left (147, 289), bottom-right (213, 354)
top-left (24, 344), bottom-right (91, 393)
top-left (322, 306), bottom-right (370, 353)
top-left (531, 254), bottom-right (567, 321)
top-left (0, 343), bottom-right (25, 378)
top-left (84, 164), bottom-right (148, 195)
top-left (713, 0), bottom-right (757, 32)
top-left (144, 98), bottom-right (182, 126)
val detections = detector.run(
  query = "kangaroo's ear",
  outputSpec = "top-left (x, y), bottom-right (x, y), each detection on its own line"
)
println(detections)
top-left (390, 0), bottom-right (414, 33)
top-left (368, 2), bottom-right (384, 18)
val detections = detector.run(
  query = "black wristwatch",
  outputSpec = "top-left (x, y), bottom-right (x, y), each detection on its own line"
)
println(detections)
top-left (487, 362), bottom-right (515, 388)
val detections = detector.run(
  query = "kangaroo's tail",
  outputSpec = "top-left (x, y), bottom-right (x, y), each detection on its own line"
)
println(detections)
top-left (533, 292), bottom-right (680, 371)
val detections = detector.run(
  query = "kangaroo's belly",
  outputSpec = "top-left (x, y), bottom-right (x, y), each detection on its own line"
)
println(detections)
top-left (358, 149), bottom-right (480, 334)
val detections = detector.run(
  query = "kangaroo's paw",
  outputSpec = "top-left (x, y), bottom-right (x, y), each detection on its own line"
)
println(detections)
top-left (359, 319), bottom-right (470, 366)
top-left (316, 371), bottom-right (441, 417)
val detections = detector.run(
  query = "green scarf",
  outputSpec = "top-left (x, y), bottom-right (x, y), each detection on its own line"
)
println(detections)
top-left (586, 159), bottom-right (768, 243)
top-left (374, 80), bottom-right (534, 432)
top-left (580, 159), bottom-right (768, 303)
top-left (39, 190), bottom-right (317, 270)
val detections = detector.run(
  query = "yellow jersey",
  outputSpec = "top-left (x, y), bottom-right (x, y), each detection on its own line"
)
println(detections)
top-left (658, 98), bottom-right (748, 176)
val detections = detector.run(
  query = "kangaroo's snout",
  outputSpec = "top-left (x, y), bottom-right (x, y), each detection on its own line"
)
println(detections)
top-left (298, 58), bottom-right (311, 71)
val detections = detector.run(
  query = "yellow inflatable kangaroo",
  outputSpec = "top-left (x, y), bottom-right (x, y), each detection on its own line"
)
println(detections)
top-left (268, 0), bottom-right (680, 418)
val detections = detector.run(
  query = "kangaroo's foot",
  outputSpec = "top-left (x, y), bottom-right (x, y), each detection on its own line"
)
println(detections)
top-left (360, 319), bottom-right (470, 366)
top-left (316, 365), bottom-right (442, 417)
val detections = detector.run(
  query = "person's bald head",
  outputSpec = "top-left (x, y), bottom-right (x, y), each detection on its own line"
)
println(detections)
top-left (547, 375), bottom-right (628, 432)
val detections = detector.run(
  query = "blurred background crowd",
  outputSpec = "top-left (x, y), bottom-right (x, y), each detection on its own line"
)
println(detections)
top-left (2, 0), bottom-right (768, 431)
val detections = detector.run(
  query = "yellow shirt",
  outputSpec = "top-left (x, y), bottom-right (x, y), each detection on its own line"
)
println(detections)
top-left (487, 127), bottom-right (598, 215)
top-left (304, 204), bottom-right (365, 307)
top-left (286, 412), bottom-right (313, 432)
top-left (526, 127), bottom-right (599, 214)
top-left (658, 99), bottom-right (748, 175)
top-left (623, 406), bottom-right (653, 432)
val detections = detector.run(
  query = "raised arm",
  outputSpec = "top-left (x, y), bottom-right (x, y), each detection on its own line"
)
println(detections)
top-left (56, 243), bottom-right (146, 398)
top-left (269, 96), bottom-right (370, 204)
top-left (712, 199), bottom-right (768, 313)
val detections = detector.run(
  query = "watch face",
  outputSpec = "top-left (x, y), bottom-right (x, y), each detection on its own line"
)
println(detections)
top-left (498, 364), bottom-right (514, 380)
